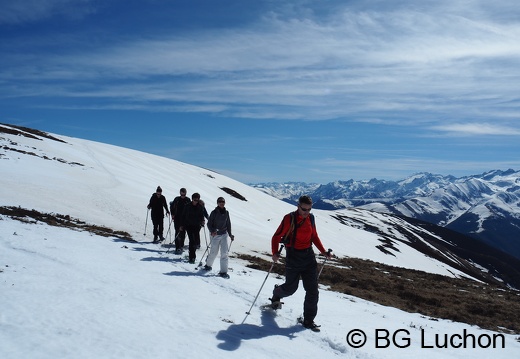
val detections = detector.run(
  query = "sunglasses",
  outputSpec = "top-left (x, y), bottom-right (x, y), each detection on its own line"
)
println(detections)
top-left (299, 206), bottom-right (312, 212)
top-left (218, 201), bottom-right (225, 204)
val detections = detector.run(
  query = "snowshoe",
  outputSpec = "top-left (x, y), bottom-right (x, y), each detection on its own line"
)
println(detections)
top-left (261, 298), bottom-right (284, 310)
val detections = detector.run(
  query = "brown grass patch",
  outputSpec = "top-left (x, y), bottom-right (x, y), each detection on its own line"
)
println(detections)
top-left (236, 253), bottom-right (520, 334)
top-left (0, 206), bottom-right (132, 240)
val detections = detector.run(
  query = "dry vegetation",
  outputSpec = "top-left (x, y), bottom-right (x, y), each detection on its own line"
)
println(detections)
top-left (0, 206), bottom-right (132, 240)
top-left (237, 252), bottom-right (520, 335)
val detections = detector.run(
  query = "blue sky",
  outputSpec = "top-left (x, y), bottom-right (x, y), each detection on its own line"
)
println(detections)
top-left (2, 0), bottom-right (520, 184)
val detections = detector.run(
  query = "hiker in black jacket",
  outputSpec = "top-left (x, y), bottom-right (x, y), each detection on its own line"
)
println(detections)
top-left (170, 188), bottom-right (191, 253)
top-left (179, 192), bottom-right (205, 263)
top-left (147, 186), bottom-right (169, 243)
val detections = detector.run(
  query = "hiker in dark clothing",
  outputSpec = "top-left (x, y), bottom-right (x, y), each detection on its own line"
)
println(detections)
top-left (170, 188), bottom-right (191, 253)
top-left (196, 198), bottom-right (210, 249)
top-left (147, 186), bottom-right (169, 243)
top-left (179, 192), bottom-right (205, 264)
top-left (270, 195), bottom-right (331, 331)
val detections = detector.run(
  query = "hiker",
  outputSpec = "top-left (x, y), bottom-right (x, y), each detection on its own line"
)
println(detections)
top-left (179, 192), bottom-right (205, 264)
top-left (170, 188), bottom-right (191, 253)
top-left (147, 186), bottom-right (169, 243)
top-left (196, 198), bottom-right (210, 249)
top-left (203, 197), bottom-right (234, 278)
top-left (270, 195), bottom-right (332, 331)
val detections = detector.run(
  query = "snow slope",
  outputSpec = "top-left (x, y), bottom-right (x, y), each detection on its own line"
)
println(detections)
top-left (1, 124), bottom-right (519, 358)
top-left (0, 125), bottom-right (476, 278)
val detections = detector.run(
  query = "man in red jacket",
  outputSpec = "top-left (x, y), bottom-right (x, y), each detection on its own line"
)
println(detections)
top-left (271, 195), bottom-right (331, 331)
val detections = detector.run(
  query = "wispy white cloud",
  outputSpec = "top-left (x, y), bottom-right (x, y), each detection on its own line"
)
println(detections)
top-left (2, 0), bottom-right (520, 135)
top-left (429, 123), bottom-right (520, 136)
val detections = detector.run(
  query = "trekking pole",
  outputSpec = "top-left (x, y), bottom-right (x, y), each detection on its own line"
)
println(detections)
top-left (317, 248), bottom-right (333, 280)
top-left (197, 228), bottom-right (211, 267)
top-left (203, 226), bottom-right (209, 248)
top-left (244, 245), bottom-right (285, 317)
top-left (227, 238), bottom-right (233, 254)
top-left (197, 245), bottom-right (211, 267)
top-left (166, 233), bottom-right (179, 254)
top-left (143, 208), bottom-right (150, 236)
top-left (165, 215), bottom-right (173, 239)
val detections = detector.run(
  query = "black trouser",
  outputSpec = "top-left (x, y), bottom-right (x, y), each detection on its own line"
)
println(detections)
top-left (151, 214), bottom-right (164, 238)
top-left (185, 225), bottom-right (201, 261)
top-left (273, 248), bottom-right (319, 321)
top-left (174, 221), bottom-right (186, 250)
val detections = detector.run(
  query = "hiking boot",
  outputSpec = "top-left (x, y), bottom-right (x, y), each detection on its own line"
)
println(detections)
top-left (269, 296), bottom-right (283, 310)
top-left (218, 272), bottom-right (230, 279)
top-left (203, 265), bottom-right (212, 271)
top-left (302, 319), bottom-right (321, 332)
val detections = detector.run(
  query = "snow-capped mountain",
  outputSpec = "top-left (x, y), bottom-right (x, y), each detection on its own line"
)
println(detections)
top-left (251, 171), bottom-right (520, 261)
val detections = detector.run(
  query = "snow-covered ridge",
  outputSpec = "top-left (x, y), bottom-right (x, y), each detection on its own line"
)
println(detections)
top-left (252, 170), bottom-right (520, 260)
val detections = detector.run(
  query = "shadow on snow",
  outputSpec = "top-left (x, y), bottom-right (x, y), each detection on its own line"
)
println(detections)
top-left (216, 310), bottom-right (304, 351)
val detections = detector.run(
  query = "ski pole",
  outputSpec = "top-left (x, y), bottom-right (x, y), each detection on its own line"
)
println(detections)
top-left (143, 208), bottom-right (150, 236)
top-left (244, 245), bottom-right (285, 316)
top-left (317, 248), bottom-right (333, 280)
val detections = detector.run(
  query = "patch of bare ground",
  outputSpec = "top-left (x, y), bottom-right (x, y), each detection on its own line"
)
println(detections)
top-left (0, 206), bottom-right (133, 241)
top-left (236, 253), bottom-right (520, 335)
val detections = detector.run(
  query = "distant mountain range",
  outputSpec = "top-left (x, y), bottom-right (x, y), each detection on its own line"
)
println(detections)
top-left (250, 170), bottom-right (520, 260)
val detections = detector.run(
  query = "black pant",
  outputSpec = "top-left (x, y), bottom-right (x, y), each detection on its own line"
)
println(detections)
top-left (174, 221), bottom-right (186, 250)
top-left (185, 225), bottom-right (201, 261)
top-left (273, 248), bottom-right (319, 321)
top-left (151, 215), bottom-right (164, 238)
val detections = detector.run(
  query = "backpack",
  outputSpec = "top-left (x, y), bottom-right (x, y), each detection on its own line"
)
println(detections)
top-left (283, 211), bottom-right (315, 247)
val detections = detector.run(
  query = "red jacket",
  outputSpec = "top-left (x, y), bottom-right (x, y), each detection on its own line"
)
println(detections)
top-left (271, 211), bottom-right (326, 255)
